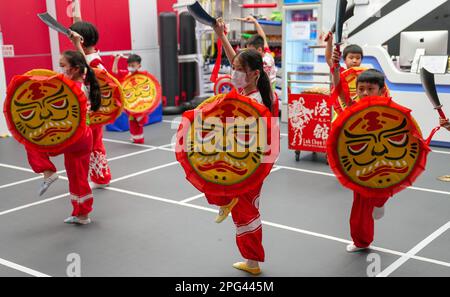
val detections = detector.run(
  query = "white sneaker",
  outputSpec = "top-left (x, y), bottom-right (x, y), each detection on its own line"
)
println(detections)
top-left (64, 216), bottom-right (91, 225)
top-left (89, 182), bottom-right (109, 189)
top-left (38, 173), bottom-right (59, 196)
top-left (373, 206), bottom-right (385, 220)
top-left (346, 243), bottom-right (369, 253)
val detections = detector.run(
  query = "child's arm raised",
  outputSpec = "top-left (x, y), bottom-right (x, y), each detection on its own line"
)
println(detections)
top-left (331, 46), bottom-right (341, 86)
top-left (325, 34), bottom-right (334, 68)
top-left (112, 54), bottom-right (121, 74)
top-left (70, 0), bottom-right (82, 23)
top-left (245, 16), bottom-right (269, 49)
top-left (213, 18), bottom-right (236, 64)
top-left (69, 30), bottom-right (86, 59)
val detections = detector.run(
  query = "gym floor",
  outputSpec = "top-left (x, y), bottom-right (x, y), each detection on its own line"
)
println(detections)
top-left (0, 115), bottom-right (449, 277)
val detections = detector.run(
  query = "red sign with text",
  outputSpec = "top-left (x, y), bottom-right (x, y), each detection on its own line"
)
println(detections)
top-left (288, 93), bottom-right (332, 153)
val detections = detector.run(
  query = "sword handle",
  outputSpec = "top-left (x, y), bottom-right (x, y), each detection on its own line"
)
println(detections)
top-left (333, 44), bottom-right (342, 78)
top-left (437, 108), bottom-right (447, 120)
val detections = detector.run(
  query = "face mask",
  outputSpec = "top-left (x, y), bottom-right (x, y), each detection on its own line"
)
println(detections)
top-left (62, 67), bottom-right (73, 79)
top-left (128, 67), bottom-right (138, 73)
top-left (231, 70), bottom-right (248, 89)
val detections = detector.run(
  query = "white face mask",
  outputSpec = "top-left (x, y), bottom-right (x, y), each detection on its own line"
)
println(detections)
top-left (62, 67), bottom-right (73, 79)
top-left (128, 67), bottom-right (138, 73)
top-left (231, 70), bottom-right (248, 89)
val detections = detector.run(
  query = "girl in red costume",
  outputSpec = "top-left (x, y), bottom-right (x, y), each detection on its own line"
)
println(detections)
top-left (209, 18), bottom-right (275, 275)
top-left (27, 51), bottom-right (101, 225)
top-left (69, 22), bottom-right (111, 189)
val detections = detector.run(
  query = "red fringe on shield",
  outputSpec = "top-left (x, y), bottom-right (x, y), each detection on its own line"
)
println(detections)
top-left (175, 90), bottom-right (278, 198)
top-left (4, 74), bottom-right (88, 154)
top-left (327, 96), bottom-right (430, 198)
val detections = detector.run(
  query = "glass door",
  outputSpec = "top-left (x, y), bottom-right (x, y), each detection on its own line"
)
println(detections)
top-left (282, 3), bottom-right (321, 102)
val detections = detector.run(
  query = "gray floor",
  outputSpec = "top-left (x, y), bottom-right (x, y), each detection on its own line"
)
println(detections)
top-left (0, 115), bottom-right (449, 277)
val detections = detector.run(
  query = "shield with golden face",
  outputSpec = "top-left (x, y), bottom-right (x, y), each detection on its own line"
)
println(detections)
top-left (3, 74), bottom-right (87, 153)
top-left (175, 91), bottom-right (278, 197)
top-left (121, 71), bottom-right (161, 117)
top-left (327, 96), bottom-right (430, 198)
top-left (90, 68), bottom-right (124, 127)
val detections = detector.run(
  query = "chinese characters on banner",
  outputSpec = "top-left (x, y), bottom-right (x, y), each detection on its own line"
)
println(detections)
top-left (288, 93), bottom-right (331, 153)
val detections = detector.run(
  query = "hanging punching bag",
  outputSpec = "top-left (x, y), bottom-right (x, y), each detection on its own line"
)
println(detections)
top-left (179, 12), bottom-right (198, 103)
top-left (159, 12), bottom-right (183, 115)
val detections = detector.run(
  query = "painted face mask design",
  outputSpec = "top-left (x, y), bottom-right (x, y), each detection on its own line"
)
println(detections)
top-left (90, 69), bottom-right (124, 126)
top-left (189, 100), bottom-right (265, 186)
top-left (4, 74), bottom-right (87, 153)
top-left (327, 96), bottom-right (429, 198)
top-left (121, 71), bottom-right (161, 116)
top-left (176, 91), bottom-right (277, 197)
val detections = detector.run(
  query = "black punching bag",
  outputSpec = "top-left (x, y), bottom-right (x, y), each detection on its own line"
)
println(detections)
top-left (159, 12), bottom-right (183, 115)
top-left (179, 12), bottom-right (197, 102)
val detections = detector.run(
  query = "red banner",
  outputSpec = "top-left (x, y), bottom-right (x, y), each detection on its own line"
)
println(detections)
top-left (288, 93), bottom-right (331, 153)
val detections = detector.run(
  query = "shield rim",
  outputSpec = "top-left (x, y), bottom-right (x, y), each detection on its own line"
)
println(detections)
top-left (175, 90), bottom-right (276, 197)
top-left (4, 73), bottom-right (87, 153)
top-left (327, 96), bottom-right (430, 198)
top-left (90, 68), bottom-right (124, 127)
top-left (121, 71), bottom-right (162, 118)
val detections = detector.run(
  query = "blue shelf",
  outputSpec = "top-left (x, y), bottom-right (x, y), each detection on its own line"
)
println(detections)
top-left (257, 20), bottom-right (282, 26)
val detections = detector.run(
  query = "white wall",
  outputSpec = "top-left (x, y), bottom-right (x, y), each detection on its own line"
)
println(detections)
top-left (128, 0), bottom-right (161, 80)
top-left (0, 36), bottom-right (9, 136)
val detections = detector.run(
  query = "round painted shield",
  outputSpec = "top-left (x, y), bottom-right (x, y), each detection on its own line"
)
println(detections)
top-left (90, 68), bottom-right (124, 127)
top-left (4, 74), bottom-right (87, 153)
top-left (121, 71), bottom-right (161, 117)
top-left (214, 75), bottom-right (234, 95)
top-left (327, 96), bottom-right (429, 198)
top-left (176, 91), bottom-right (278, 197)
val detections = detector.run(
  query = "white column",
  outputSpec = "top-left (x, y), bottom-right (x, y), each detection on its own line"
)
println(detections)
top-left (0, 33), bottom-right (8, 136)
top-left (128, 0), bottom-right (161, 80)
top-left (46, 0), bottom-right (61, 71)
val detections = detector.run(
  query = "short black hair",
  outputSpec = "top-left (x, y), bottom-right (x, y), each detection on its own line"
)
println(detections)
top-left (343, 44), bottom-right (363, 60)
top-left (69, 21), bottom-right (99, 47)
top-left (246, 35), bottom-right (265, 50)
top-left (127, 54), bottom-right (142, 64)
top-left (357, 69), bottom-right (385, 89)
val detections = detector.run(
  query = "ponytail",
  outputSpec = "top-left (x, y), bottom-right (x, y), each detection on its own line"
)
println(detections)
top-left (257, 70), bottom-right (273, 112)
top-left (84, 66), bottom-right (101, 112)
top-left (62, 50), bottom-right (101, 112)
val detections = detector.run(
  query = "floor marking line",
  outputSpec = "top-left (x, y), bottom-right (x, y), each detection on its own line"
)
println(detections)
top-left (377, 221), bottom-right (450, 277)
top-left (0, 143), bottom-right (174, 189)
top-left (0, 258), bottom-right (51, 277)
top-left (105, 186), bottom-right (450, 270)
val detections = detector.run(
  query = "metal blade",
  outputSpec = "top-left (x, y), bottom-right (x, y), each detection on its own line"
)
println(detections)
top-left (187, 1), bottom-right (217, 27)
top-left (38, 12), bottom-right (71, 37)
top-left (330, 3), bottom-right (355, 33)
top-left (420, 67), bottom-right (442, 109)
top-left (335, 0), bottom-right (348, 44)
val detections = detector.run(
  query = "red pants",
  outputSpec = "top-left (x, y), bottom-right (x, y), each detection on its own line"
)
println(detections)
top-left (89, 125), bottom-right (111, 185)
top-left (129, 115), bottom-right (147, 143)
top-left (26, 128), bottom-right (94, 216)
top-left (350, 192), bottom-right (390, 248)
top-left (205, 183), bottom-right (265, 262)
